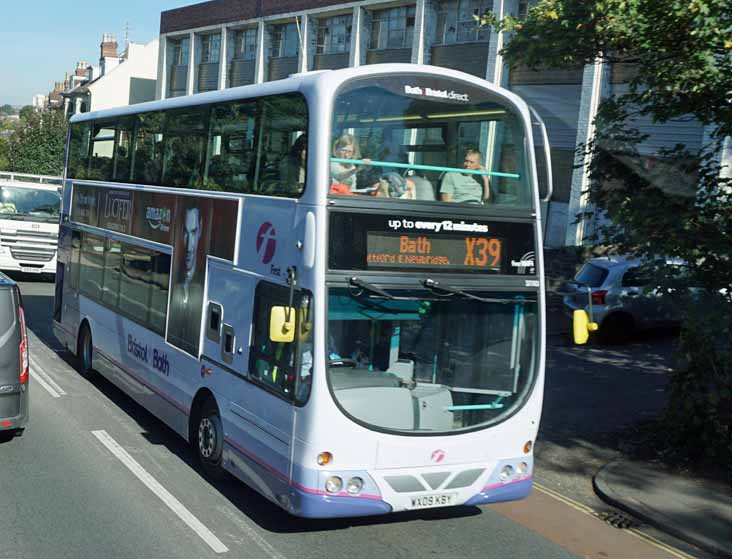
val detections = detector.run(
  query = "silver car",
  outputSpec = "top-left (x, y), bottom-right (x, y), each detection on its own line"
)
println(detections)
top-left (561, 256), bottom-right (680, 343)
top-left (0, 273), bottom-right (29, 441)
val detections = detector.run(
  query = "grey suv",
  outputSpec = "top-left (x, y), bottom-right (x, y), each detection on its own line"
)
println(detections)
top-left (561, 256), bottom-right (680, 343)
top-left (0, 273), bottom-right (29, 441)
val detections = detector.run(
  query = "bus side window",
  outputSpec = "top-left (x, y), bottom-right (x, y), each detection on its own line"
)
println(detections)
top-left (249, 282), bottom-right (297, 399)
top-left (254, 95), bottom-right (308, 197)
top-left (69, 230), bottom-right (82, 292)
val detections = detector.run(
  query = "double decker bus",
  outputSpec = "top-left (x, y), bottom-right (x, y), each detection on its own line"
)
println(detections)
top-left (54, 64), bottom-right (551, 518)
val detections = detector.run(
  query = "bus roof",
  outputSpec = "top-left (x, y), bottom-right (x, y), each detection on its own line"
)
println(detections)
top-left (69, 63), bottom-right (530, 125)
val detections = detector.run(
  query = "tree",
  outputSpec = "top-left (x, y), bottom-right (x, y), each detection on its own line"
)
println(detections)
top-left (7, 109), bottom-right (67, 176)
top-left (0, 137), bottom-right (9, 171)
top-left (0, 104), bottom-right (13, 115)
top-left (18, 105), bottom-right (35, 121)
top-left (481, 0), bottom-right (732, 461)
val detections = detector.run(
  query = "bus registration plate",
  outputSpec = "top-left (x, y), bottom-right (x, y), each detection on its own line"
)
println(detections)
top-left (21, 267), bottom-right (41, 274)
top-left (408, 493), bottom-right (456, 510)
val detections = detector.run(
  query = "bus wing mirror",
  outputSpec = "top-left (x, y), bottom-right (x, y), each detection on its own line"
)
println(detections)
top-left (572, 310), bottom-right (598, 345)
top-left (270, 306), bottom-right (296, 343)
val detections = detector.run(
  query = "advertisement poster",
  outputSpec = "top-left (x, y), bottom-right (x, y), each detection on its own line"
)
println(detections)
top-left (166, 197), bottom-right (212, 355)
top-left (132, 191), bottom-right (176, 245)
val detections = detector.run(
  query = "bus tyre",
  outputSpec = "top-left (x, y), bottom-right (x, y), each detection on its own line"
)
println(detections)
top-left (195, 399), bottom-right (226, 481)
top-left (77, 324), bottom-right (96, 379)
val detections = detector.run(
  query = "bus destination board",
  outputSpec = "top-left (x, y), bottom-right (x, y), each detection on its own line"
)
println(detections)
top-left (367, 232), bottom-right (502, 272)
top-left (329, 211), bottom-right (536, 276)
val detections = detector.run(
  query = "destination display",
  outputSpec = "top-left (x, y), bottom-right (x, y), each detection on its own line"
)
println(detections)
top-left (329, 211), bottom-right (536, 276)
top-left (367, 232), bottom-right (502, 272)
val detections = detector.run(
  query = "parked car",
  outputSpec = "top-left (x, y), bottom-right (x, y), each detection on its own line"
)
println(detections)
top-left (0, 273), bottom-right (29, 441)
top-left (561, 256), bottom-right (681, 343)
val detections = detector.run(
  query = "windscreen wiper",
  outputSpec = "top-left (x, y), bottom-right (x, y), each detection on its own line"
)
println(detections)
top-left (349, 276), bottom-right (394, 299)
top-left (422, 278), bottom-right (535, 304)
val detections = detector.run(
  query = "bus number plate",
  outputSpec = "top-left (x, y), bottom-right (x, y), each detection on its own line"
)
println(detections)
top-left (408, 493), bottom-right (456, 510)
top-left (21, 267), bottom-right (42, 274)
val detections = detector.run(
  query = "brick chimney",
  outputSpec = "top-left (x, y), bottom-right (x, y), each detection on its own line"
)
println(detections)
top-left (75, 61), bottom-right (88, 77)
top-left (100, 33), bottom-right (121, 76)
top-left (100, 33), bottom-right (118, 58)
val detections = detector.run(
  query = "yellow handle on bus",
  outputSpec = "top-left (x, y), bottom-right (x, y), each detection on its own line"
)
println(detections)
top-left (573, 310), bottom-right (599, 345)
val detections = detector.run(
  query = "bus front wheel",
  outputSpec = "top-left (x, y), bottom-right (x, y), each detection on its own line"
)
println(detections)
top-left (77, 324), bottom-right (96, 379)
top-left (195, 399), bottom-right (226, 481)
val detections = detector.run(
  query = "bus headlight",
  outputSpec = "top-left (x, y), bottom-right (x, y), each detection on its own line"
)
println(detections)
top-left (325, 476), bottom-right (343, 493)
top-left (346, 477), bottom-right (364, 495)
top-left (499, 465), bottom-right (514, 481)
top-left (517, 462), bottom-right (529, 475)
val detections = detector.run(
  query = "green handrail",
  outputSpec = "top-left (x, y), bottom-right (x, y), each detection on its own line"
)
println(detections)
top-left (330, 158), bottom-right (521, 180)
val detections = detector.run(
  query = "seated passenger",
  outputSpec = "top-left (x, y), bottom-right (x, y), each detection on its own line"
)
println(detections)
top-left (440, 150), bottom-right (491, 204)
top-left (279, 133), bottom-right (308, 193)
top-left (375, 173), bottom-right (416, 199)
top-left (330, 134), bottom-right (371, 192)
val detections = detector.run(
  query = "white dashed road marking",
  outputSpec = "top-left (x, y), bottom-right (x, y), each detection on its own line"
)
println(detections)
top-left (92, 429), bottom-right (229, 554)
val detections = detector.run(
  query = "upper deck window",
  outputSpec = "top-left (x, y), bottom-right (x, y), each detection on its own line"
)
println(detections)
top-left (67, 93), bottom-right (308, 199)
top-left (330, 75), bottom-right (532, 209)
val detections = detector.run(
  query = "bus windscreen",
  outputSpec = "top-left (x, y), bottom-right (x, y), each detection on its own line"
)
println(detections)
top-left (330, 74), bottom-right (532, 208)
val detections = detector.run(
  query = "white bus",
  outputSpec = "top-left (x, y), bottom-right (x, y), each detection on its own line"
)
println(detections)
top-left (54, 64), bottom-right (551, 518)
top-left (0, 172), bottom-right (61, 277)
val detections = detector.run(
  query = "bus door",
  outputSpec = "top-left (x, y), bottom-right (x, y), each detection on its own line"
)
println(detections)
top-left (203, 261), bottom-right (297, 489)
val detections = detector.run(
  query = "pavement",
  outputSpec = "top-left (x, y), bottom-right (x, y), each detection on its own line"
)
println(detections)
top-left (594, 460), bottom-right (732, 558)
top-left (545, 287), bottom-right (732, 559)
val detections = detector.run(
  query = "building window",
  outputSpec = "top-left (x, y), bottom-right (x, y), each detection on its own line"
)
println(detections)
top-left (270, 23), bottom-right (299, 58)
top-left (435, 0), bottom-right (492, 44)
top-left (518, 0), bottom-right (530, 18)
top-left (315, 15), bottom-right (352, 54)
top-left (171, 37), bottom-right (190, 65)
top-left (369, 6), bottom-right (416, 50)
top-left (233, 28), bottom-right (257, 60)
top-left (200, 34), bottom-right (221, 64)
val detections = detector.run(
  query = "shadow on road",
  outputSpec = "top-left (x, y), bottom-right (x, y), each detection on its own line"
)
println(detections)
top-left (17, 276), bottom-right (682, 529)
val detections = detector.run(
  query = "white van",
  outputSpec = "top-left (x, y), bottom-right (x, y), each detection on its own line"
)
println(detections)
top-left (0, 178), bottom-right (61, 278)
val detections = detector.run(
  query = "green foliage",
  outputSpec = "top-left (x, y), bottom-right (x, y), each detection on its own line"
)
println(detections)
top-left (0, 104), bottom-right (13, 115)
top-left (18, 105), bottom-right (34, 121)
top-left (7, 109), bottom-right (67, 176)
top-left (0, 137), bottom-right (9, 171)
top-left (485, 0), bottom-right (732, 461)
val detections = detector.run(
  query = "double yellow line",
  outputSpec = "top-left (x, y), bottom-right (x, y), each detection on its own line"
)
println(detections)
top-left (533, 481), bottom-right (697, 559)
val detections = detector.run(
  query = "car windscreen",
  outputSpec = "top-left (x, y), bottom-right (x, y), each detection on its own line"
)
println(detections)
top-left (0, 186), bottom-right (61, 223)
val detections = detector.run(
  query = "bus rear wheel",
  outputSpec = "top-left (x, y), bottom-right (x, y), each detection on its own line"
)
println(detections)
top-left (195, 399), bottom-right (226, 481)
top-left (77, 324), bottom-right (96, 379)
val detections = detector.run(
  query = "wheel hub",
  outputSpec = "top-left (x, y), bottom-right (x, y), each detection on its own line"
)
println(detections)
top-left (198, 418), bottom-right (217, 458)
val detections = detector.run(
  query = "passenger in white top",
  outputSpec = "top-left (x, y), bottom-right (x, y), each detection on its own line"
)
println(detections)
top-left (330, 134), bottom-right (371, 192)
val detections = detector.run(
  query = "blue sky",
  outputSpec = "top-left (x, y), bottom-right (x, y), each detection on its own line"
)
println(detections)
top-left (0, 0), bottom-right (196, 106)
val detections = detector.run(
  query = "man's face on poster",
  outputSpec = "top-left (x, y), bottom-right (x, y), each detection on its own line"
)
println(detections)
top-left (183, 207), bottom-right (201, 275)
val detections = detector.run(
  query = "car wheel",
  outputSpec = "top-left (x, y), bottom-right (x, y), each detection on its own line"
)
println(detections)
top-left (0, 431), bottom-right (14, 443)
top-left (194, 398), bottom-right (227, 481)
top-left (77, 324), bottom-right (96, 379)
top-left (600, 313), bottom-right (634, 344)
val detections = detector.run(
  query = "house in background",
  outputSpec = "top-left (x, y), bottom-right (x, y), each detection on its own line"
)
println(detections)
top-left (61, 34), bottom-right (159, 117)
